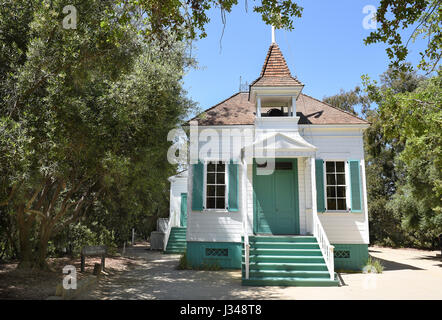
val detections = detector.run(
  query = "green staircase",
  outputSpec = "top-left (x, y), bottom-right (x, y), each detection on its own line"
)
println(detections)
top-left (242, 235), bottom-right (339, 286)
top-left (164, 227), bottom-right (187, 254)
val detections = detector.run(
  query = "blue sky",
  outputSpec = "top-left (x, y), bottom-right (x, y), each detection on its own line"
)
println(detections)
top-left (183, 0), bottom-right (428, 116)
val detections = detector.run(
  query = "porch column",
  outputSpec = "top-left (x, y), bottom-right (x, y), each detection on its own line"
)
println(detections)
top-left (257, 96), bottom-right (261, 117)
top-left (292, 96), bottom-right (297, 117)
top-left (241, 158), bottom-right (249, 235)
top-left (310, 157), bottom-right (317, 235)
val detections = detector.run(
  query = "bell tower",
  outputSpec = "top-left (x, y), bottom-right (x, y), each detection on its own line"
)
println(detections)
top-left (249, 27), bottom-right (304, 140)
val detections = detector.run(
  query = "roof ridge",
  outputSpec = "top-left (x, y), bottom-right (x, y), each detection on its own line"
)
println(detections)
top-left (300, 93), bottom-right (369, 123)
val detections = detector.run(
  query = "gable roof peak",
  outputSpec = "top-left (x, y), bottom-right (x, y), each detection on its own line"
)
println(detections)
top-left (260, 42), bottom-right (292, 78)
top-left (250, 42), bottom-right (303, 88)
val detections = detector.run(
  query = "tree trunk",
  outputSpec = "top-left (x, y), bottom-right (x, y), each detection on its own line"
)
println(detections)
top-left (16, 204), bottom-right (34, 269)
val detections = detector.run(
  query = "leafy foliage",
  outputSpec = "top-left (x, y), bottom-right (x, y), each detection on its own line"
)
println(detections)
top-left (114, 0), bottom-right (303, 42)
top-left (324, 65), bottom-right (441, 248)
top-left (0, 0), bottom-right (194, 268)
top-left (367, 70), bottom-right (442, 244)
top-left (323, 87), bottom-right (370, 115)
top-left (364, 0), bottom-right (442, 73)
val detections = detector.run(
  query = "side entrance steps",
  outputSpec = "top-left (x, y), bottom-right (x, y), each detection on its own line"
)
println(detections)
top-left (242, 235), bottom-right (339, 286)
top-left (164, 227), bottom-right (187, 254)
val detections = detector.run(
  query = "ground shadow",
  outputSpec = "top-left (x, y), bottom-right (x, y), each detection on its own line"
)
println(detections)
top-left (412, 254), bottom-right (442, 262)
top-left (374, 257), bottom-right (424, 271)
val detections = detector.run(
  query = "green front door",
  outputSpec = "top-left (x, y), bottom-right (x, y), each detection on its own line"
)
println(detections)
top-left (253, 158), bottom-right (300, 235)
top-left (180, 193), bottom-right (187, 227)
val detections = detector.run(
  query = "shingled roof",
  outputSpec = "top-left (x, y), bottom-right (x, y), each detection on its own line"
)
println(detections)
top-left (250, 43), bottom-right (303, 87)
top-left (191, 92), bottom-right (368, 126)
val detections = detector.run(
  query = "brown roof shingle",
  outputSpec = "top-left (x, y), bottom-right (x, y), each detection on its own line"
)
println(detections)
top-left (190, 92), bottom-right (368, 126)
top-left (250, 43), bottom-right (303, 87)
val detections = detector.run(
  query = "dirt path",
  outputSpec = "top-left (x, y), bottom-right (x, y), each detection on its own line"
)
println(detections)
top-left (81, 243), bottom-right (284, 300)
top-left (81, 244), bottom-right (442, 300)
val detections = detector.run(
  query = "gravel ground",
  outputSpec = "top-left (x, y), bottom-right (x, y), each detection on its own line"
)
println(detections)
top-left (80, 243), bottom-right (442, 300)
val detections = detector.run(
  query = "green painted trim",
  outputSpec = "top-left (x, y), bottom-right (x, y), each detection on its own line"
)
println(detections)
top-left (315, 159), bottom-right (325, 212)
top-left (192, 160), bottom-right (204, 211)
top-left (332, 244), bottom-right (368, 271)
top-left (180, 193), bottom-right (187, 227)
top-left (228, 160), bottom-right (239, 212)
top-left (252, 158), bottom-right (300, 235)
top-left (349, 160), bottom-right (363, 212)
top-left (186, 242), bottom-right (242, 269)
top-left (293, 159), bottom-right (300, 234)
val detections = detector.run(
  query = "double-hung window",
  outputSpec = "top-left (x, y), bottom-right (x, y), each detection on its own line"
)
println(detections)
top-left (325, 161), bottom-right (347, 211)
top-left (206, 161), bottom-right (226, 209)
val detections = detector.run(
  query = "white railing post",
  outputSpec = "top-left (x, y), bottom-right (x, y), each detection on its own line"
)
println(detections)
top-left (163, 210), bottom-right (177, 251)
top-left (242, 158), bottom-right (250, 279)
top-left (310, 157), bottom-right (334, 280)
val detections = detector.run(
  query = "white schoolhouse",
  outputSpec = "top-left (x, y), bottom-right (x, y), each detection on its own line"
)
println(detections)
top-left (166, 37), bottom-right (370, 286)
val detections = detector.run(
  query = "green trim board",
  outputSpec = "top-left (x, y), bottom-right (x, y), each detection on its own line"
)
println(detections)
top-left (192, 160), bottom-right (204, 211)
top-left (253, 158), bottom-right (300, 235)
top-left (315, 159), bottom-right (325, 212)
top-left (332, 244), bottom-right (368, 271)
top-left (349, 160), bottom-right (363, 212)
top-left (180, 193), bottom-right (187, 227)
top-left (228, 160), bottom-right (239, 211)
top-left (186, 242), bottom-right (242, 269)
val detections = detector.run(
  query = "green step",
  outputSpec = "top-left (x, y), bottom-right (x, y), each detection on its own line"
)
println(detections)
top-left (244, 255), bottom-right (325, 264)
top-left (246, 242), bottom-right (320, 249)
top-left (164, 249), bottom-right (186, 254)
top-left (246, 262), bottom-right (328, 271)
top-left (247, 236), bottom-right (317, 243)
top-left (164, 227), bottom-right (187, 254)
top-left (166, 245), bottom-right (187, 249)
top-left (242, 276), bottom-right (339, 287)
top-left (241, 235), bottom-right (337, 287)
top-left (243, 248), bottom-right (323, 256)
top-left (246, 270), bottom-right (331, 279)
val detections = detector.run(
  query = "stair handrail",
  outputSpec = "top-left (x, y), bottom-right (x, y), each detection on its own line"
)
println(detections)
top-left (310, 157), bottom-right (334, 280)
top-left (163, 209), bottom-right (178, 251)
top-left (312, 213), bottom-right (334, 280)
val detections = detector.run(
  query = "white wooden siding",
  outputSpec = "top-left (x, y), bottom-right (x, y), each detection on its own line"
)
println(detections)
top-left (169, 177), bottom-right (187, 227)
top-left (184, 125), bottom-right (369, 245)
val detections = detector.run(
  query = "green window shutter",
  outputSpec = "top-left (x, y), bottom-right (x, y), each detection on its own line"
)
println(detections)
top-left (192, 160), bottom-right (204, 211)
top-left (349, 160), bottom-right (362, 212)
top-left (315, 159), bottom-right (325, 212)
top-left (228, 160), bottom-right (239, 212)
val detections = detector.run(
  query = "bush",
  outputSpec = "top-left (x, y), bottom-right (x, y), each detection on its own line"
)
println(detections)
top-left (177, 253), bottom-right (191, 270)
top-left (364, 256), bottom-right (384, 273)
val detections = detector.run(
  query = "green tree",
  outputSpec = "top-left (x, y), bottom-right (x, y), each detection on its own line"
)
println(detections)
top-left (366, 70), bottom-right (442, 246)
top-left (364, 0), bottom-right (442, 73)
top-left (324, 66), bottom-right (430, 247)
top-left (323, 86), bottom-right (370, 115)
top-left (115, 0), bottom-right (303, 42)
top-left (0, 0), bottom-right (193, 268)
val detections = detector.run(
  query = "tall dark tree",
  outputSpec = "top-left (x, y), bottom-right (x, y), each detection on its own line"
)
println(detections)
top-left (0, 0), bottom-right (193, 268)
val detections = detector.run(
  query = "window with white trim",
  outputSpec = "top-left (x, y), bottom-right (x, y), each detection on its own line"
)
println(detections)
top-left (325, 161), bottom-right (347, 210)
top-left (206, 161), bottom-right (226, 209)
